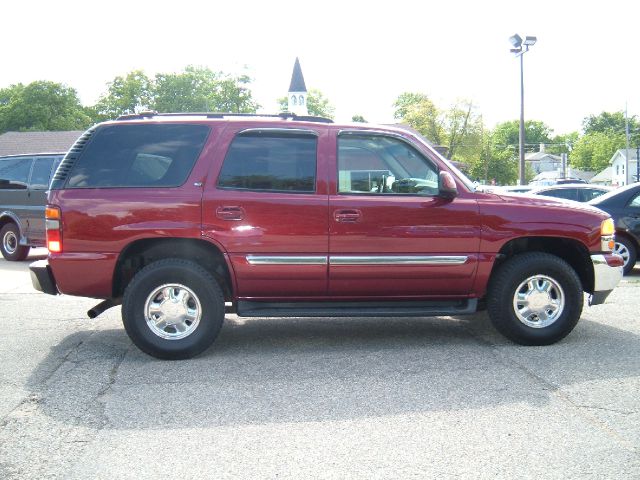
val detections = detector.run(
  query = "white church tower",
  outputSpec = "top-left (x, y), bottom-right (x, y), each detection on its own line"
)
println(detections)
top-left (287, 57), bottom-right (308, 115)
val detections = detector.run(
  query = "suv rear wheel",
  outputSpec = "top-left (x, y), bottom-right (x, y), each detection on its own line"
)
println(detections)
top-left (122, 259), bottom-right (225, 359)
top-left (1, 223), bottom-right (30, 261)
top-left (487, 252), bottom-right (583, 345)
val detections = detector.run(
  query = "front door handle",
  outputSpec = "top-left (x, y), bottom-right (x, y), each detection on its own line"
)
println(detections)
top-left (216, 206), bottom-right (245, 221)
top-left (334, 209), bottom-right (362, 223)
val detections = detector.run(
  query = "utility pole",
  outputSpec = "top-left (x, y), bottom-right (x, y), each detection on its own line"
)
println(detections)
top-left (625, 104), bottom-right (630, 186)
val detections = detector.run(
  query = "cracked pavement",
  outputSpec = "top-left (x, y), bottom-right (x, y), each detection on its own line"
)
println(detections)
top-left (1, 250), bottom-right (639, 479)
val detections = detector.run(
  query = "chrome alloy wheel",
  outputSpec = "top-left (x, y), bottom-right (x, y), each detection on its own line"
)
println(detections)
top-left (144, 284), bottom-right (202, 340)
top-left (2, 230), bottom-right (18, 255)
top-left (614, 241), bottom-right (630, 269)
top-left (513, 275), bottom-right (565, 328)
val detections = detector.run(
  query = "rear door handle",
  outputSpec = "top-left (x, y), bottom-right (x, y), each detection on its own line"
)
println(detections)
top-left (216, 206), bottom-right (245, 221)
top-left (334, 209), bottom-right (362, 223)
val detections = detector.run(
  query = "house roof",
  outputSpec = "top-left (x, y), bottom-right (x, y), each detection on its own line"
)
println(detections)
top-left (0, 131), bottom-right (83, 156)
top-left (590, 166), bottom-right (612, 183)
top-left (525, 151), bottom-right (561, 162)
top-left (288, 57), bottom-right (307, 93)
top-left (610, 148), bottom-right (639, 163)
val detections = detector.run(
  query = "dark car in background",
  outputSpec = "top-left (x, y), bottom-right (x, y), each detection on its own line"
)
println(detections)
top-left (589, 182), bottom-right (640, 274)
top-left (0, 153), bottom-right (64, 260)
top-left (528, 184), bottom-right (612, 203)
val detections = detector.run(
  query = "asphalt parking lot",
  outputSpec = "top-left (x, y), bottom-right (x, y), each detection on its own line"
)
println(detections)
top-left (1, 250), bottom-right (639, 479)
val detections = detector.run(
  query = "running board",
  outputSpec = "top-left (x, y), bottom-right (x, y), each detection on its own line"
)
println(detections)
top-left (237, 299), bottom-right (478, 318)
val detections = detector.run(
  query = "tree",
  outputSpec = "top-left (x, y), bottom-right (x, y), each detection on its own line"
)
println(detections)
top-left (94, 70), bottom-right (152, 120)
top-left (151, 66), bottom-right (259, 113)
top-left (0, 81), bottom-right (93, 133)
top-left (392, 92), bottom-right (442, 144)
top-left (351, 114), bottom-right (367, 122)
top-left (277, 89), bottom-right (335, 118)
top-left (491, 120), bottom-right (553, 154)
top-left (569, 131), bottom-right (626, 172)
top-left (441, 99), bottom-right (483, 163)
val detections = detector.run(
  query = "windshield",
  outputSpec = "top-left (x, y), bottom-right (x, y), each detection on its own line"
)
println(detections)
top-left (588, 182), bottom-right (639, 206)
top-left (410, 131), bottom-right (476, 191)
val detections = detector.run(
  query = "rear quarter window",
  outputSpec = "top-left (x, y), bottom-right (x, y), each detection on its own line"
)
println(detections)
top-left (66, 124), bottom-right (209, 188)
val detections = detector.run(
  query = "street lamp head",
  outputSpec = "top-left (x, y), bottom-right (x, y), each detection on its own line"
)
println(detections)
top-left (523, 36), bottom-right (537, 46)
top-left (509, 34), bottom-right (523, 48)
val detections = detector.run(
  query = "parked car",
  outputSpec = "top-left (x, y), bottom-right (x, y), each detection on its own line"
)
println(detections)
top-left (528, 184), bottom-right (612, 203)
top-left (497, 185), bottom-right (534, 194)
top-left (0, 153), bottom-right (64, 260)
top-left (588, 182), bottom-right (640, 274)
top-left (30, 113), bottom-right (623, 359)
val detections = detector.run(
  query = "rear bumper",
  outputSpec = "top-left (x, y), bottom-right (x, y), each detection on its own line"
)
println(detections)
top-left (29, 259), bottom-right (58, 295)
top-left (589, 253), bottom-right (623, 305)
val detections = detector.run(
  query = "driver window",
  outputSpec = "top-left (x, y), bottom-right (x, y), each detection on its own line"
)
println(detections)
top-left (337, 134), bottom-right (438, 195)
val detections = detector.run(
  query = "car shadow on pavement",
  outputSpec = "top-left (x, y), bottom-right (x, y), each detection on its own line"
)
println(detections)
top-left (22, 312), bottom-right (640, 430)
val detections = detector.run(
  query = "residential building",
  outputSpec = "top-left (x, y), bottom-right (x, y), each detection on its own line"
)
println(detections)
top-left (610, 148), bottom-right (640, 186)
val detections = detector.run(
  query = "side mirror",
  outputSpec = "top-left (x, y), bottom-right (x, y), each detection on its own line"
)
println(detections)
top-left (439, 171), bottom-right (458, 199)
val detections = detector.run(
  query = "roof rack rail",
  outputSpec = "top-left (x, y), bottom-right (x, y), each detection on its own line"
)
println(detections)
top-left (115, 111), bottom-right (334, 123)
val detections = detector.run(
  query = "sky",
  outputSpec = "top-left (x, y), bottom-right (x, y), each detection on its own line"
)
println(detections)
top-left (2, 0), bottom-right (639, 135)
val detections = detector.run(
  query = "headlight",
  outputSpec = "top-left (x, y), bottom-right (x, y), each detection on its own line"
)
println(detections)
top-left (601, 218), bottom-right (615, 236)
top-left (601, 218), bottom-right (615, 251)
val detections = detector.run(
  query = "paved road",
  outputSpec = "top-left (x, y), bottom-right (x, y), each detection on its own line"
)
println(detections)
top-left (1, 250), bottom-right (639, 479)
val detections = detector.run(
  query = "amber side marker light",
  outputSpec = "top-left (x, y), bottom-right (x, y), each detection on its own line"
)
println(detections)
top-left (45, 206), bottom-right (62, 253)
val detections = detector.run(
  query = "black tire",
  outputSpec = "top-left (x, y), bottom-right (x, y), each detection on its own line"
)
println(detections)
top-left (0, 223), bottom-right (30, 261)
top-left (122, 259), bottom-right (225, 360)
top-left (487, 252), bottom-right (583, 346)
top-left (615, 236), bottom-right (637, 275)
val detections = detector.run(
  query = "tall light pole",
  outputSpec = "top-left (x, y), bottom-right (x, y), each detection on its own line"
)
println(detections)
top-left (510, 34), bottom-right (537, 185)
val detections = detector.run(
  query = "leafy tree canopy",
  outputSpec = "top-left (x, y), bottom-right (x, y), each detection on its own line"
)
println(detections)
top-left (0, 81), bottom-right (93, 133)
top-left (569, 131), bottom-right (626, 172)
top-left (392, 92), bottom-right (442, 145)
top-left (351, 114), bottom-right (367, 122)
top-left (94, 70), bottom-right (152, 121)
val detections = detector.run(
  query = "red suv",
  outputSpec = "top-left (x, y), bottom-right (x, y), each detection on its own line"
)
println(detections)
top-left (30, 113), bottom-right (623, 359)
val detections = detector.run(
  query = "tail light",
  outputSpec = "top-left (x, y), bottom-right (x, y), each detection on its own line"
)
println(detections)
top-left (45, 206), bottom-right (62, 253)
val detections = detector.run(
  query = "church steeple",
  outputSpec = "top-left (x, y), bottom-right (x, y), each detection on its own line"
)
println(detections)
top-left (288, 57), bottom-right (308, 115)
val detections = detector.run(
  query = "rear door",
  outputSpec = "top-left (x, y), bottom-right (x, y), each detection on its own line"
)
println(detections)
top-left (328, 131), bottom-right (480, 298)
top-left (202, 126), bottom-right (330, 300)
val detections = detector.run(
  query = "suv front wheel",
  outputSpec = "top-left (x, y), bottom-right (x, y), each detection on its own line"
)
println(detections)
top-left (122, 259), bottom-right (225, 359)
top-left (487, 252), bottom-right (583, 345)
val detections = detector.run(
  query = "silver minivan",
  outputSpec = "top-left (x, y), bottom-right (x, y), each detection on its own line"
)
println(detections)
top-left (0, 153), bottom-right (64, 260)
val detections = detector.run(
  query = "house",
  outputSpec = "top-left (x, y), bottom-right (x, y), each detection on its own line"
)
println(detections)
top-left (0, 131), bottom-right (83, 156)
top-left (609, 148), bottom-right (640, 186)
top-left (525, 147), bottom-right (562, 175)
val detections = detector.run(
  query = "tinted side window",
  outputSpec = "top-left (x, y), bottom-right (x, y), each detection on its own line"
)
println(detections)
top-left (29, 157), bottom-right (55, 189)
top-left (338, 135), bottom-right (438, 195)
top-left (67, 124), bottom-right (209, 188)
top-left (217, 133), bottom-right (317, 193)
top-left (0, 157), bottom-right (32, 190)
top-left (578, 188), bottom-right (607, 202)
top-left (629, 192), bottom-right (640, 208)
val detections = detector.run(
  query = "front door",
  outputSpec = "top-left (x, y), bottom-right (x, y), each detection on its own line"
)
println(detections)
top-left (328, 131), bottom-right (481, 298)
